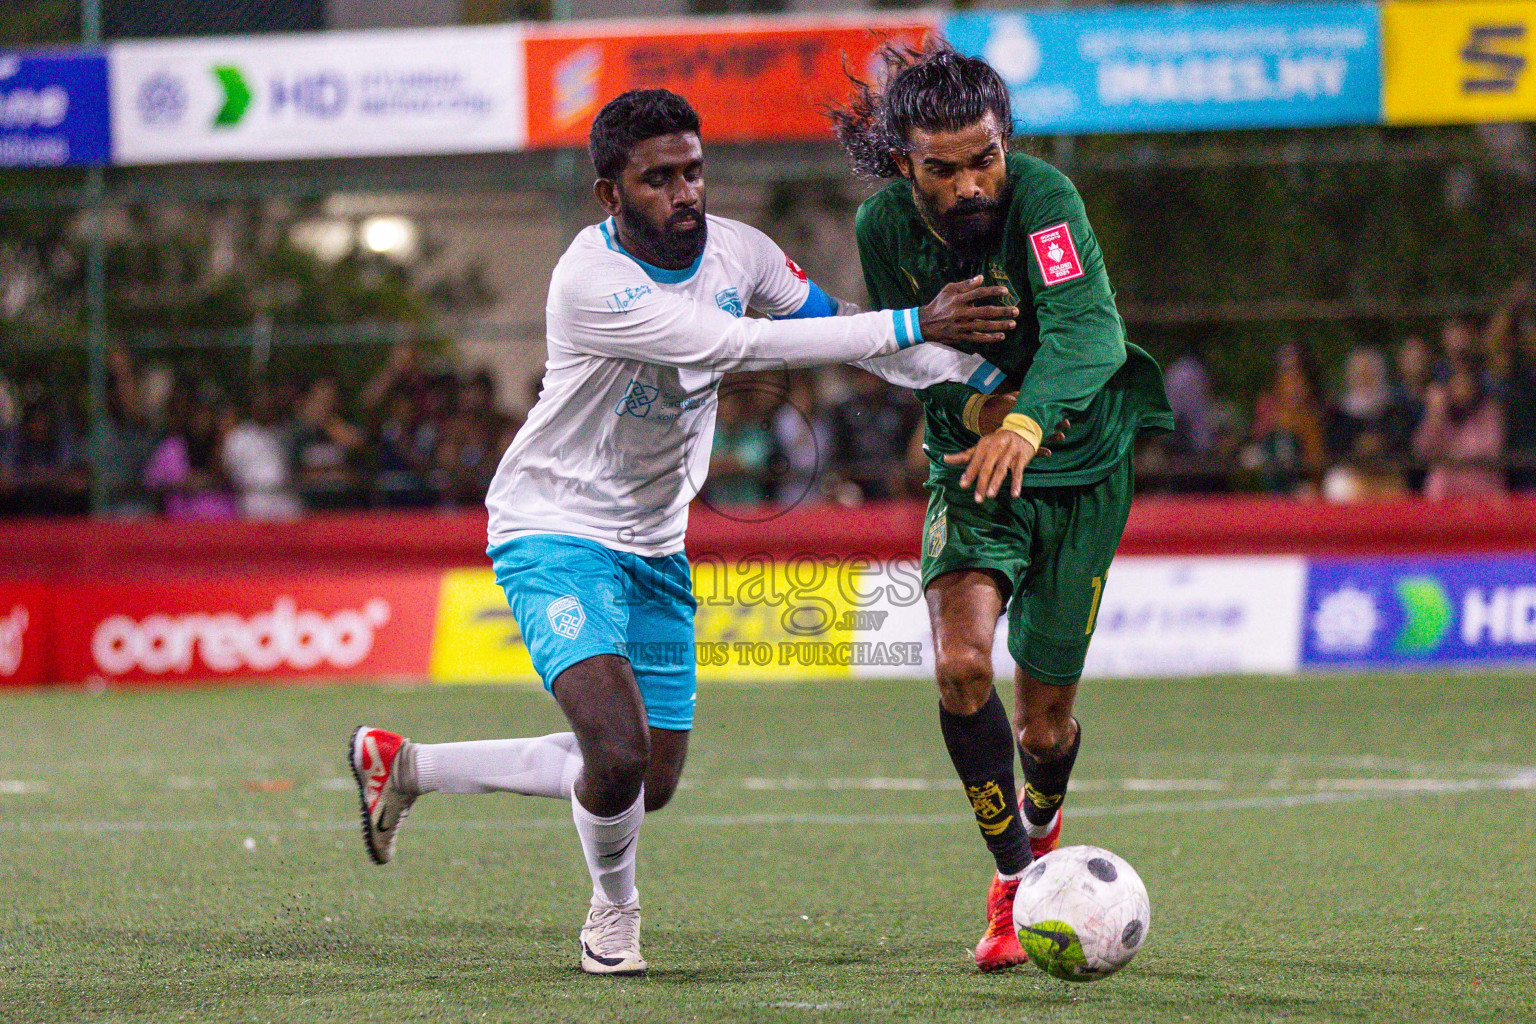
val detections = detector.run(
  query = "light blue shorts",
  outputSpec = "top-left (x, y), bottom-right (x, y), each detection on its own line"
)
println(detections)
top-left (489, 534), bottom-right (697, 731)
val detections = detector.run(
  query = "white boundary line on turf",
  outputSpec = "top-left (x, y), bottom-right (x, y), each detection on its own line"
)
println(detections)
top-left (5, 771), bottom-right (1532, 835)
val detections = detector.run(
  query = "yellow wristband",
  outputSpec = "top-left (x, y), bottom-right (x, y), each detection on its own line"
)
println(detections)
top-left (962, 393), bottom-right (987, 434)
top-left (1000, 413), bottom-right (1043, 449)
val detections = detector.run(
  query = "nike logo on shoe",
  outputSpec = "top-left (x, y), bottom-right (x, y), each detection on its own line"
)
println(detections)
top-left (582, 941), bottom-right (627, 967)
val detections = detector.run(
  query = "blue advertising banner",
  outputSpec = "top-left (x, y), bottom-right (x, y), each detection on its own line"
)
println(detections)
top-left (0, 51), bottom-right (110, 167)
top-left (1303, 554), bottom-right (1536, 669)
top-left (945, 2), bottom-right (1382, 135)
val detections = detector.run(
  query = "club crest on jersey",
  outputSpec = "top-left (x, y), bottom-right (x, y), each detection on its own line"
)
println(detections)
top-left (547, 595), bottom-right (586, 640)
top-left (1028, 222), bottom-right (1085, 286)
top-left (785, 255), bottom-right (807, 282)
top-left (615, 379), bottom-right (659, 418)
top-left (715, 286), bottom-right (744, 317)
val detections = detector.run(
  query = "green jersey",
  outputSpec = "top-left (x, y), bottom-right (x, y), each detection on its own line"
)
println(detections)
top-left (855, 153), bottom-right (1172, 486)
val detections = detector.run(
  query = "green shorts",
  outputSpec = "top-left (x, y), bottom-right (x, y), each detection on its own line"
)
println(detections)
top-left (921, 455), bottom-right (1133, 687)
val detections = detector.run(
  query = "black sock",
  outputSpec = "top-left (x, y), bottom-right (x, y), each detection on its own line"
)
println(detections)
top-left (939, 690), bottom-right (1030, 876)
top-left (1019, 719), bottom-right (1081, 828)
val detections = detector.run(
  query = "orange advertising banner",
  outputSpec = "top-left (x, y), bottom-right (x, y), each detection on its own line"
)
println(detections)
top-left (524, 15), bottom-right (936, 149)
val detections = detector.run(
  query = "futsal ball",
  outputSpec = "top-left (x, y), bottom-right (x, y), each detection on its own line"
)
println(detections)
top-left (1012, 845), bottom-right (1150, 982)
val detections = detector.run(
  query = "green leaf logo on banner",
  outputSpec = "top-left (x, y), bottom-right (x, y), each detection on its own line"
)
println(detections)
top-left (211, 66), bottom-right (251, 128)
top-left (1392, 575), bottom-right (1452, 654)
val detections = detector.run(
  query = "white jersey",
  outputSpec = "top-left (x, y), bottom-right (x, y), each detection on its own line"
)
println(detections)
top-left (486, 215), bottom-right (1003, 558)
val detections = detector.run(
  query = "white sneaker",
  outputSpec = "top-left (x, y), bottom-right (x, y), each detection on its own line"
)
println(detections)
top-left (348, 726), bottom-right (420, 865)
top-left (579, 899), bottom-right (647, 976)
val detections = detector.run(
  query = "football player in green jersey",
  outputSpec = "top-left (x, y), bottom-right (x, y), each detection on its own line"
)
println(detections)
top-left (832, 43), bottom-right (1173, 971)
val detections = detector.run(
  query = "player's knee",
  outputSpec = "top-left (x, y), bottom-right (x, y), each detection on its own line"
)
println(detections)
top-left (643, 775), bottom-right (679, 812)
top-left (935, 648), bottom-right (995, 715)
top-left (1018, 714), bottom-right (1076, 761)
top-left (585, 732), bottom-right (651, 793)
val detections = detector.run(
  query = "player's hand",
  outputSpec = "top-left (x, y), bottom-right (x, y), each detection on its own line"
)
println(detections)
top-left (918, 276), bottom-right (1018, 346)
top-left (944, 428), bottom-right (1048, 501)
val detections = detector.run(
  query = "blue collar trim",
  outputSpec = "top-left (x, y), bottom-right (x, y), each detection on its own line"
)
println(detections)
top-left (600, 218), bottom-right (704, 284)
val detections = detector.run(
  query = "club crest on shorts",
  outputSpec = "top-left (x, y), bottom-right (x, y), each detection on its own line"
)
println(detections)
top-left (925, 506), bottom-right (948, 559)
top-left (1028, 222), bottom-right (1085, 286)
top-left (547, 595), bottom-right (586, 640)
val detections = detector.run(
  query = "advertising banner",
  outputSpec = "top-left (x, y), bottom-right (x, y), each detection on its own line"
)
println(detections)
top-left (109, 25), bottom-right (526, 165)
top-left (1383, 1), bottom-right (1536, 124)
top-left (429, 559), bottom-right (898, 685)
top-left (51, 573), bottom-right (441, 684)
top-left (1304, 554), bottom-right (1536, 669)
top-left (945, 2), bottom-right (1381, 135)
top-left (523, 16), bottom-right (934, 148)
top-left (0, 581), bottom-right (51, 688)
top-left (0, 51), bottom-right (110, 167)
top-left (858, 556), bottom-right (1307, 680)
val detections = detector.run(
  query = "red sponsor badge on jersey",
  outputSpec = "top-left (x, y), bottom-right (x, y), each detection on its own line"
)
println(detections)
top-left (785, 255), bottom-right (808, 282)
top-left (1028, 222), bottom-right (1084, 286)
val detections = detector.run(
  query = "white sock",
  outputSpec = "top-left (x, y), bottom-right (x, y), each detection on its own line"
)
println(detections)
top-left (572, 788), bottom-right (644, 908)
top-left (414, 733), bottom-right (582, 799)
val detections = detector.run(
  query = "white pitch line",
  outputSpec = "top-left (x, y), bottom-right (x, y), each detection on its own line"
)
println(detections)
top-left (3, 772), bottom-right (1531, 835)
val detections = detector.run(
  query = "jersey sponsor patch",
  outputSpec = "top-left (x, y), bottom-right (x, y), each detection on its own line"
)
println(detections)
top-left (785, 255), bottom-right (807, 282)
top-left (1028, 222), bottom-right (1084, 286)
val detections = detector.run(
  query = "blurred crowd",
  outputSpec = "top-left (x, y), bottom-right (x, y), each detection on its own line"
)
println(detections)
top-left (0, 342), bottom-right (523, 519)
top-left (1146, 280), bottom-right (1536, 501)
top-left (6, 286), bottom-right (1536, 518)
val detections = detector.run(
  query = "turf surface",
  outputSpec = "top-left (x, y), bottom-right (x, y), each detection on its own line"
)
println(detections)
top-left (1, 673), bottom-right (1533, 1023)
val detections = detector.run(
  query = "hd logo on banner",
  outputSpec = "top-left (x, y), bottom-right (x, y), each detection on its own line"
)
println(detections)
top-left (1304, 555), bottom-right (1536, 669)
top-left (946, 2), bottom-right (1382, 134)
top-left (109, 25), bottom-right (526, 165)
top-left (1383, 1), bottom-right (1536, 124)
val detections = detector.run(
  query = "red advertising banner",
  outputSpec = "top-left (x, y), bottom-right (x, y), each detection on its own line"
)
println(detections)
top-left (0, 580), bottom-right (51, 688)
top-left (524, 16), bottom-right (935, 148)
top-left (49, 573), bottom-right (441, 685)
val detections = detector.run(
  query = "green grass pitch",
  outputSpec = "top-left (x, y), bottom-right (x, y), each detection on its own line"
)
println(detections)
top-left (2, 673), bottom-right (1533, 1023)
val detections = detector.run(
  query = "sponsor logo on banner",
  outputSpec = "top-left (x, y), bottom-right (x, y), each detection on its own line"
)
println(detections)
top-left (1383, 2), bottom-right (1536, 124)
top-left (524, 17), bottom-right (933, 148)
top-left (1080, 557), bottom-right (1307, 678)
top-left (53, 575), bottom-right (439, 683)
top-left (0, 52), bottom-right (110, 167)
top-left (946, 3), bottom-right (1381, 134)
top-left (1304, 555), bottom-right (1536, 667)
top-left (109, 25), bottom-right (527, 165)
top-left (90, 598), bottom-right (392, 676)
top-left (1028, 222), bottom-right (1084, 286)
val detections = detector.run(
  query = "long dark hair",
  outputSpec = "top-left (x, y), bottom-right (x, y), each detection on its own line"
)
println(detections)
top-left (829, 39), bottom-right (1012, 180)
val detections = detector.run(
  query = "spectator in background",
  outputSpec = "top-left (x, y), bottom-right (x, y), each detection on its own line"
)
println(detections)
top-left (292, 376), bottom-right (366, 510)
top-left (142, 384), bottom-right (238, 519)
top-left (1414, 354), bottom-right (1506, 500)
top-left (768, 371), bottom-right (831, 506)
top-left (1322, 346), bottom-right (1409, 502)
top-left (706, 387), bottom-right (771, 506)
top-left (2, 391), bottom-right (88, 514)
top-left (830, 370), bottom-right (921, 502)
top-left (1163, 354), bottom-right (1217, 457)
top-left (435, 370), bottom-right (517, 506)
top-left (1244, 341), bottom-right (1327, 494)
top-left (1500, 309), bottom-right (1536, 488)
top-left (1438, 315), bottom-right (1482, 380)
top-left (220, 382), bottom-right (302, 519)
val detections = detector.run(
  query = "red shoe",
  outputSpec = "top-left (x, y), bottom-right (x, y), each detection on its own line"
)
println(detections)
top-left (974, 873), bottom-right (1029, 972)
top-left (1028, 809), bottom-right (1063, 859)
top-left (349, 725), bottom-right (419, 865)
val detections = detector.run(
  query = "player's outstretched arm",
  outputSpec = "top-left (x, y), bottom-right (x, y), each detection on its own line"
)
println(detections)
top-left (552, 257), bottom-right (1015, 373)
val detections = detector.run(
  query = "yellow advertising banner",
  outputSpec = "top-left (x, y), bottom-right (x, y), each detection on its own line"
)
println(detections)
top-left (1384, 1), bottom-right (1536, 123)
top-left (428, 559), bottom-right (908, 685)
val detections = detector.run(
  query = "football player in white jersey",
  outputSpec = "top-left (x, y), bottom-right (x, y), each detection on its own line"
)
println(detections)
top-left (349, 90), bottom-right (1016, 975)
